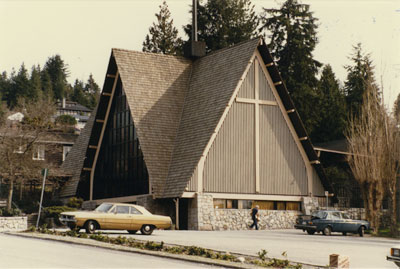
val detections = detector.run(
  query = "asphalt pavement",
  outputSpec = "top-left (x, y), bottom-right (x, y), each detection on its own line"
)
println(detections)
top-left (3, 228), bottom-right (398, 268)
top-left (102, 228), bottom-right (398, 268)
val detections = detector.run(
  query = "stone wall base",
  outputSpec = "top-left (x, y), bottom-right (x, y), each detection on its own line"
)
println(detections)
top-left (0, 216), bottom-right (27, 232)
top-left (189, 193), bottom-right (301, 231)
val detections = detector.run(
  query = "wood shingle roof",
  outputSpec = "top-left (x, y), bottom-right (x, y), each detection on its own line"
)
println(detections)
top-left (60, 105), bottom-right (97, 197)
top-left (112, 50), bottom-right (192, 197)
top-left (163, 38), bottom-right (260, 197)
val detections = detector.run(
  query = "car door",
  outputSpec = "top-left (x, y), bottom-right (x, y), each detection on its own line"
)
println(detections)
top-left (330, 211), bottom-right (345, 232)
top-left (106, 205), bottom-right (131, 230)
top-left (341, 212), bottom-right (358, 232)
top-left (129, 206), bottom-right (146, 230)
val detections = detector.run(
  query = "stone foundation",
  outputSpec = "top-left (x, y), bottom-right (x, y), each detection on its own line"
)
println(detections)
top-left (212, 209), bottom-right (300, 230)
top-left (0, 216), bottom-right (27, 232)
top-left (190, 193), bottom-right (301, 230)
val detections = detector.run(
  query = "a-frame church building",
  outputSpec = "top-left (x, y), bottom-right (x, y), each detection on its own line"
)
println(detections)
top-left (60, 37), bottom-right (331, 230)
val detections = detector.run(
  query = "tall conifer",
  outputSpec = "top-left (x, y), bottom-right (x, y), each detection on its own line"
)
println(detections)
top-left (29, 65), bottom-right (42, 101)
top-left (142, 1), bottom-right (183, 55)
top-left (313, 65), bottom-right (347, 142)
top-left (43, 55), bottom-right (69, 100)
top-left (8, 64), bottom-right (30, 108)
top-left (344, 43), bottom-right (377, 118)
top-left (260, 0), bottom-right (321, 135)
top-left (184, 0), bottom-right (259, 52)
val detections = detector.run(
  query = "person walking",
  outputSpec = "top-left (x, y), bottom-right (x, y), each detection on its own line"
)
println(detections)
top-left (249, 205), bottom-right (260, 230)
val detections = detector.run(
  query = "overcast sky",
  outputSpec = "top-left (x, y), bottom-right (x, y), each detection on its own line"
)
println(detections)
top-left (1, 0), bottom-right (399, 109)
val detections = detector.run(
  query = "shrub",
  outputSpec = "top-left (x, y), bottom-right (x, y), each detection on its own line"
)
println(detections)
top-left (66, 197), bottom-right (83, 209)
top-left (43, 206), bottom-right (76, 226)
top-left (55, 115), bottom-right (77, 125)
top-left (27, 226), bottom-right (36, 232)
top-left (1, 208), bottom-right (22, 216)
top-left (144, 241), bottom-right (164, 251)
top-left (258, 249), bottom-right (268, 261)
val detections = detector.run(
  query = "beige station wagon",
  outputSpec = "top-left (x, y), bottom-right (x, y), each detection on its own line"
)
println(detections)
top-left (60, 202), bottom-right (172, 235)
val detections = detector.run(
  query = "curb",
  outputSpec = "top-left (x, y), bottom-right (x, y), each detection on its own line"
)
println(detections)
top-left (5, 232), bottom-right (260, 269)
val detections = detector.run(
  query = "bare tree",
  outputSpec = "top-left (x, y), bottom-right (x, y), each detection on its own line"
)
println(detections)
top-left (0, 97), bottom-right (55, 211)
top-left (382, 115), bottom-right (399, 236)
top-left (346, 71), bottom-right (399, 234)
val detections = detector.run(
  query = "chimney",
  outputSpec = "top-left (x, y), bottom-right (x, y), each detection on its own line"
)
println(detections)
top-left (62, 97), bottom-right (66, 108)
top-left (184, 0), bottom-right (206, 59)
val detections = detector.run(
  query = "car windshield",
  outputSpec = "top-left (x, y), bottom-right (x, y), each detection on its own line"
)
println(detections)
top-left (312, 211), bottom-right (327, 219)
top-left (95, 203), bottom-right (113, 213)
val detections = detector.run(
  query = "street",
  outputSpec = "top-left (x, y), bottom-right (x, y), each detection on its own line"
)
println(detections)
top-left (0, 233), bottom-right (217, 268)
top-left (105, 229), bottom-right (397, 268)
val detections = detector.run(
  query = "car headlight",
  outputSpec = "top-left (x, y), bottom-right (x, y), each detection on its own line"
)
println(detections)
top-left (391, 248), bottom-right (400, 257)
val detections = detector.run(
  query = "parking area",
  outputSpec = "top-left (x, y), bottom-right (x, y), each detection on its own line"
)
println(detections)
top-left (89, 228), bottom-right (398, 268)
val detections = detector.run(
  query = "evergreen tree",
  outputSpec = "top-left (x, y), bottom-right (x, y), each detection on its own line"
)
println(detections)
top-left (0, 72), bottom-right (10, 102)
top-left (344, 43), bottom-right (377, 118)
top-left (184, 0), bottom-right (259, 52)
top-left (28, 65), bottom-right (42, 101)
top-left (40, 69), bottom-right (54, 100)
top-left (71, 79), bottom-right (87, 107)
top-left (142, 1), bottom-right (183, 55)
top-left (259, 0), bottom-right (321, 135)
top-left (8, 64), bottom-right (30, 108)
top-left (84, 74), bottom-right (100, 109)
top-left (312, 65), bottom-right (347, 142)
top-left (43, 55), bottom-right (69, 100)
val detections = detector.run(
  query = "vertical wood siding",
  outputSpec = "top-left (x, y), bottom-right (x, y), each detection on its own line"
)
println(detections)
top-left (258, 61), bottom-right (276, 101)
top-left (259, 105), bottom-right (308, 195)
top-left (186, 165), bottom-right (198, 192)
top-left (237, 61), bottom-right (255, 99)
top-left (203, 102), bottom-right (255, 193)
top-left (312, 167), bottom-right (325, 196)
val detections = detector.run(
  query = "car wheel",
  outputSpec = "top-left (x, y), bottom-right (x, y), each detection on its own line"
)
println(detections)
top-left (85, 220), bottom-right (97, 234)
top-left (342, 232), bottom-right (347, 236)
top-left (358, 226), bottom-right (365, 237)
top-left (127, 230), bottom-right (137, 234)
top-left (323, 226), bottom-right (332, 236)
top-left (307, 230), bottom-right (315, 235)
top-left (140, 225), bottom-right (154, 235)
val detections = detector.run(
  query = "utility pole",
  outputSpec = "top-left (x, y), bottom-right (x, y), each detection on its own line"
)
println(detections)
top-left (36, 168), bottom-right (48, 229)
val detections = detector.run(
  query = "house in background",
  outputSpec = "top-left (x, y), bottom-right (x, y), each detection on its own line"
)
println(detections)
top-left (1, 112), bottom-right (78, 195)
top-left (56, 99), bottom-right (92, 131)
top-left (60, 37), bottom-right (332, 230)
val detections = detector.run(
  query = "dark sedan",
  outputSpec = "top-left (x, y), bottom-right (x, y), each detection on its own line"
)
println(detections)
top-left (294, 210), bottom-right (370, 236)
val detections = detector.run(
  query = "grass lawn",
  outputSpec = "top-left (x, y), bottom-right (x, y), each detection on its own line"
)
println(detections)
top-left (376, 224), bottom-right (400, 238)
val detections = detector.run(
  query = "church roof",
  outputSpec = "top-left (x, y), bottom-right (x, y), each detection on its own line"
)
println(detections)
top-left (113, 49), bottom-right (192, 197)
top-left (60, 106), bottom-right (97, 197)
top-left (60, 37), bottom-right (331, 199)
top-left (164, 38), bottom-right (260, 197)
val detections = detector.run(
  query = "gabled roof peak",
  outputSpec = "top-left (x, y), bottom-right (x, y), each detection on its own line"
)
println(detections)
top-left (112, 48), bottom-right (190, 61)
top-left (201, 36), bottom-right (262, 59)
